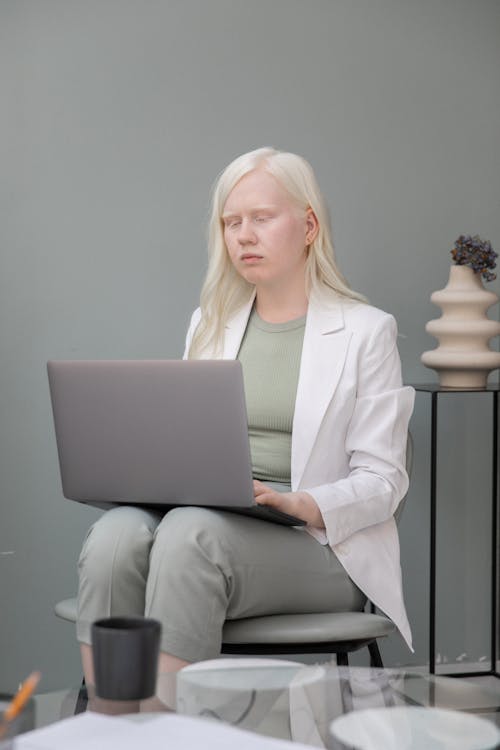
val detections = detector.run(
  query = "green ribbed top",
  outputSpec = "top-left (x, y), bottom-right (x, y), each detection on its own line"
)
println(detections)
top-left (237, 306), bottom-right (306, 483)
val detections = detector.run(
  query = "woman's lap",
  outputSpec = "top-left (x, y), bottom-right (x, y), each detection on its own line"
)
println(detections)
top-left (77, 505), bottom-right (365, 661)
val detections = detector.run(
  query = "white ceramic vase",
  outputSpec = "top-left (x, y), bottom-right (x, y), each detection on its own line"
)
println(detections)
top-left (421, 265), bottom-right (500, 388)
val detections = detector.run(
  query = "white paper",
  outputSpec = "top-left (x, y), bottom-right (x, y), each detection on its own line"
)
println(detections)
top-left (16, 711), bottom-right (317, 750)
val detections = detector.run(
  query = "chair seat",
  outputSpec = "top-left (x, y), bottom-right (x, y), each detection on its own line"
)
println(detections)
top-left (54, 597), bottom-right (394, 647)
top-left (222, 612), bottom-right (395, 645)
top-left (55, 597), bottom-right (78, 623)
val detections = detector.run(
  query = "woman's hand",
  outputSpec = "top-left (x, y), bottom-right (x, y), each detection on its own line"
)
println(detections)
top-left (253, 480), bottom-right (325, 528)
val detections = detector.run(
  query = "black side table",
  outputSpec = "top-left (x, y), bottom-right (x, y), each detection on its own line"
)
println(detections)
top-left (411, 383), bottom-right (499, 678)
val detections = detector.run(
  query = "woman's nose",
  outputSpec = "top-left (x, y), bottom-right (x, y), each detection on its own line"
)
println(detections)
top-left (237, 218), bottom-right (257, 244)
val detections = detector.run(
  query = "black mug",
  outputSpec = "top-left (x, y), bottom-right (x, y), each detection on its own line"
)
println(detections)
top-left (91, 617), bottom-right (161, 701)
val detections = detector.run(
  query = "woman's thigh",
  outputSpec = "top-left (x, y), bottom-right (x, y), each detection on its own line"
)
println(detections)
top-left (145, 507), bottom-right (365, 661)
top-left (148, 506), bottom-right (364, 621)
top-left (216, 512), bottom-right (365, 619)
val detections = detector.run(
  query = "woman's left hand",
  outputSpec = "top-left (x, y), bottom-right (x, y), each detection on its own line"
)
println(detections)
top-left (253, 480), bottom-right (325, 528)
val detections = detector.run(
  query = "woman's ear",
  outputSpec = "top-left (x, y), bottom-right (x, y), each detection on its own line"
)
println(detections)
top-left (305, 208), bottom-right (319, 245)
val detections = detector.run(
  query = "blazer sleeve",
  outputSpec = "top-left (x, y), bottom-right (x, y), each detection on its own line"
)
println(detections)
top-left (306, 313), bottom-right (415, 547)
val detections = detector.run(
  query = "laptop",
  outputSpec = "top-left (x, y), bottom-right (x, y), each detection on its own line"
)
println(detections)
top-left (47, 359), bottom-right (305, 527)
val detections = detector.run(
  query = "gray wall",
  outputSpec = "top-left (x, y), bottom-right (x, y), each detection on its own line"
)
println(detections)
top-left (1, 0), bottom-right (499, 690)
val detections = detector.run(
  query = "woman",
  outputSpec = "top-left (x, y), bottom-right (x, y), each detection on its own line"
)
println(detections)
top-left (78, 147), bottom-right (414, 685)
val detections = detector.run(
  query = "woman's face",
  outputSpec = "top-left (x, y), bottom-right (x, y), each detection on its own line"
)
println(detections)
top-left (222, 169), bottom-right (317, 291)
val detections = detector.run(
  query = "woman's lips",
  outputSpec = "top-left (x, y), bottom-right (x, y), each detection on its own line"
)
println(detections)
top-left (241, 254), bottom-right (263, 263)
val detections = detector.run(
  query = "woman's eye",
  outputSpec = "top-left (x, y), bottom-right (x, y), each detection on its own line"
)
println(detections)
top-left (255, 216), bottom-right (268, 223)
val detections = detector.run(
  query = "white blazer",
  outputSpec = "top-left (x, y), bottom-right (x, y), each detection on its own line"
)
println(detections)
top-left (183, 290), bottom-right (415, 649)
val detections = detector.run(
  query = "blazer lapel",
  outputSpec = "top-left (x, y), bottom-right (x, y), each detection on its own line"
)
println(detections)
top-left (222, 294), bottom-right (255, 359)
top-left (291, 294), bottom-right (352, 488)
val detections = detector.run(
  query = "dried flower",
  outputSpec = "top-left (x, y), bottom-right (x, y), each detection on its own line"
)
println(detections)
top-left (451, 234), bottom-right (497, 282)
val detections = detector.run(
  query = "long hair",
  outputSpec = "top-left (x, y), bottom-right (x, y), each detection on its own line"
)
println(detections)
top-left (188, 147), bottom-right (366, 358)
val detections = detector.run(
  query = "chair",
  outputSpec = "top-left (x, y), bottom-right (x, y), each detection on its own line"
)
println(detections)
top-left (55, 435), bottom-right (412, 668)
top-left (55, 598), bottom-right (395, 667)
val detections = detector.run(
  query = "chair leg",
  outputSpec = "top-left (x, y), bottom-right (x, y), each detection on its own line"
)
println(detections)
top-left (368, 640), bottom-right (384, 668)
top-left (336, 651), bottom-right (349, 667)
top-left (75, 677), bottom-right (88, 714)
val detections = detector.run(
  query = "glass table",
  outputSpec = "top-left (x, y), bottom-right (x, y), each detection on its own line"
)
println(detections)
top-left (21, 662), bottom-right (500, 748)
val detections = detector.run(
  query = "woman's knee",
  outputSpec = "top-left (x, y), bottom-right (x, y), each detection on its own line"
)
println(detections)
top-left (152, 507), bottom-right (231, 568)
top-left (78, 505), bottom-right (160, 583)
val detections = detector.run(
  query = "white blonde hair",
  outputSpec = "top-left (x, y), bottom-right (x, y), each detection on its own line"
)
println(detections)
top-left (188, 147), bottom-right (366, 358)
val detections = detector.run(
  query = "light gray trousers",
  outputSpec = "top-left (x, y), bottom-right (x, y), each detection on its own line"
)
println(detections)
top-left (77, 504), bottom-right (365, 662)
